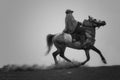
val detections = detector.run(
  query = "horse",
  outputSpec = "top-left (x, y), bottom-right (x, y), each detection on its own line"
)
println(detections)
top-left (45, 16), bottom-right (107, 65)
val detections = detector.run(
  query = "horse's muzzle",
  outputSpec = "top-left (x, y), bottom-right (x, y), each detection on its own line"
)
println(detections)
top-left (102, 21), bottom-right (106, 25)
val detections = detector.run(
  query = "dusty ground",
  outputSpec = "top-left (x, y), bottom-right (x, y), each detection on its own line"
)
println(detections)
top-left (0, 65), bottom-right (120, 80)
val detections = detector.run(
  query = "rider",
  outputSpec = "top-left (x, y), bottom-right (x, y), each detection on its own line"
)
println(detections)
top-left (63, 9), bottom-right (78, 34)
top-left (63, 9), bottom-right (85, 43)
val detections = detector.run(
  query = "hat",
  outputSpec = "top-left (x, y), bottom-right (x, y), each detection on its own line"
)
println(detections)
top-left (65, 9), bottom-right (74, 14)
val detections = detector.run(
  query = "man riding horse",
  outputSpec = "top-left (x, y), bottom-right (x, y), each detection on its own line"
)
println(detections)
top-left (63, 9), bottom-right (94, 47)
top-left (45, 11), bottom-right (107, 65)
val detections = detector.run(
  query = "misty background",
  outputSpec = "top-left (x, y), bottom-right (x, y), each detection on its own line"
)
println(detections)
top-left (0, 0), bottom-right (120, 67)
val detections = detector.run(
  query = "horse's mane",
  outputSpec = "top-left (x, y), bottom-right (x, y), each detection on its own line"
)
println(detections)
top-left (82, 19), bottom-right (93, 28)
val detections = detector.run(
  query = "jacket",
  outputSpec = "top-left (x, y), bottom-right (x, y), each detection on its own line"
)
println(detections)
top-left (63, 13), bottom-right (78, 34)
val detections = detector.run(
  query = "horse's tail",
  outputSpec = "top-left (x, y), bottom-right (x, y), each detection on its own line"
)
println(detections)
top-left (45, 34), bottom-right (55, 55)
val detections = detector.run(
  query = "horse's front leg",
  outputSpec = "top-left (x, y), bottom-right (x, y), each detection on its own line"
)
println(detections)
top-left (81, 49), bottom-right (90, 65)
top-left (91, 46), bottom-right (107, 64)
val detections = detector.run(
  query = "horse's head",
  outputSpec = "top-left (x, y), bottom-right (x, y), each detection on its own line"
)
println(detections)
top-left (88, 16), bottom-right (106, 28)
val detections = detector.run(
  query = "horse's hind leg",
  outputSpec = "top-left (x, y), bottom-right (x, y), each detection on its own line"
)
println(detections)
top-left (59, 46), bottom-right (72, 63)
top-left (91, 46), bottom-right (107, 64)
top-left (52, 50), bottom-right (59, 64)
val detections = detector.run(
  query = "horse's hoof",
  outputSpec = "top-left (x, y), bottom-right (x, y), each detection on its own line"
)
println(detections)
top-left (104, 61), bottom-right (107, 64)
top-left (81, 62), bottom-right (85, 65)
top-left (103, 59), bottom-right (107, 64)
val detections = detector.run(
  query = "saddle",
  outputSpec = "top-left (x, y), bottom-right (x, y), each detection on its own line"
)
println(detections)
top-left (71, 22), bottom-right (86, 44)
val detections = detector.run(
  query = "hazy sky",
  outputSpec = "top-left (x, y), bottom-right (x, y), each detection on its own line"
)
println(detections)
top-left (0, 0), bottom-right (120, 67)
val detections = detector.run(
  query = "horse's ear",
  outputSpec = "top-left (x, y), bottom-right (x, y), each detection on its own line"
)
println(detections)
top-left (88, 16), bottom-right (94, 21)
top-left (88, 15), bottom-right (92, 20)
